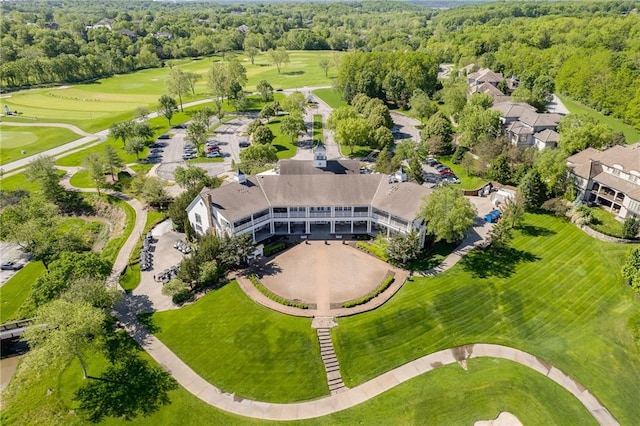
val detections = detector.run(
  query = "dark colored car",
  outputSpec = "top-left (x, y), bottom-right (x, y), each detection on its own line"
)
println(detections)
top-left (157, 134), bottom-right (171, 140)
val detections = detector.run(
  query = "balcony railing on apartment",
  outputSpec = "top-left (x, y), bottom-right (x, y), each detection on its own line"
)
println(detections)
top-left (309, 212), bottom-right (331, 218)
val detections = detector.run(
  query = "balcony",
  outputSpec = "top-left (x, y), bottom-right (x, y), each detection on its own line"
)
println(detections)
top-left (289, 212), bottom-right (306, 218)
top-left (272, 213), bottom-right (288, 218)
top-left (309, 212), bottom-right (331, 218)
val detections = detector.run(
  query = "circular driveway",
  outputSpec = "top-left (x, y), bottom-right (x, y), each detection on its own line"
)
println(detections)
top-left (257, 241), bottom-right (392, 311)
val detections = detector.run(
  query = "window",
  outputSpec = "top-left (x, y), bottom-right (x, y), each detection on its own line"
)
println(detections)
top-left (195, 213), bottom-right (202, 224)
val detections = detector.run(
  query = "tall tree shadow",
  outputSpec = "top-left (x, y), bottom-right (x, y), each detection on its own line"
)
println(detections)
top-left (518, 224), bottom-right (556, 237)
top-left (75, 354), bottom-right (177, 423)
top-left (460, 246), bottom-right (540, 279)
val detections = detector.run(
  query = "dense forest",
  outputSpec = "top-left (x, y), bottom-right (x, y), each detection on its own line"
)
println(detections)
top-left (1, 0), bottom-right (639, 128)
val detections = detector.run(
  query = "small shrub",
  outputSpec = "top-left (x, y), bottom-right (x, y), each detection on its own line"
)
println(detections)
top-left (622, 215), bottom-right (640, 239)
top-left (263, 241), bottom-right (286, 256)
top-left (172, 289), bottom-right (191, 304)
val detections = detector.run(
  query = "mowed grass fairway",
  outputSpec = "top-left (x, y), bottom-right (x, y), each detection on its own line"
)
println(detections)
top-left (149, 281), bottom-right (327, 402)
top-left (0, 126), bottom-right (81, 165)
top-left (2, 51), bottom-right (337, 134)
top-left (333, 213), bottom-right (640, 424)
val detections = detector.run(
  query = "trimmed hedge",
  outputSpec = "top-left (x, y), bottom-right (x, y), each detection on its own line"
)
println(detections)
top-left (264, 241), bottom-right (286, 257)
top-left (248, 274), bottom-right (309, 309)
top-left (342, 271), bottom-right (395, 308)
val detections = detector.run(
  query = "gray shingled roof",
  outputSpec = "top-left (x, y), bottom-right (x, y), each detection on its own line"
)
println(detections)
top-left (492, 101), bottom-right (536, 119)
top-left (200, 167), bottom-right (433, 223)
top-left (201, 177), bottom-right (270, 222)
top-left (372, 179), bottom-right (431, 220)
top-left (534, 129), bottom-right (560, 143)
top-left (279, 159), bottom-right (360, 175)
top-left (256, 174), bottom-right (383, 207)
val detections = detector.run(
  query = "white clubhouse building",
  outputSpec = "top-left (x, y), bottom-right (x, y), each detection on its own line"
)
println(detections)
top-left (186, 147), bottom-right (432, 245)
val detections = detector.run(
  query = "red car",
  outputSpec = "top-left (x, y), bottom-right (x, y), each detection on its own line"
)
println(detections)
top-left (438, 168), bottom-right (453, 175)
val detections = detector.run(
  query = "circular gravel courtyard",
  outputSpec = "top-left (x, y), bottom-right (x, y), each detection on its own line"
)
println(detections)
top-left (256, 241), bottom-right (393, 313)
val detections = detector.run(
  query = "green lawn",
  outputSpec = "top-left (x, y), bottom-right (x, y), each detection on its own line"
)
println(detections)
top-left (589, 206), bottom-right (625, 238)
top-left (149, 281), bottom-right (327, 402)
top-left (339, 142), bottom-right (373, 158)
top-left (558, 95), bottom-right (640, 144)
top-left (186, 157), bottom-right (224, 164)
top-left (333, 213), bottom-right (640, 424)
top-left (2, 51), bottom-right (338, 134)
top-left (0, 168), bottom-right (66, 192)
top-left (313, 88), bottom-right (348, 109)
top-left (0, 126), bottom-right (82, 165)
top-left (0, 262), bottom-right (45, 322)
top-left (312, 114), bottom-right (324, 144)
top-left (436, 156), bottom-right (487, 190)
top-left (266, 117), bottom-right (297, 159)
top-left (68, 169), bottom-right (93, 188)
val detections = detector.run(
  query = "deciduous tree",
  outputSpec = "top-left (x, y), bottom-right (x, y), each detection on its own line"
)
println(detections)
top-left (253, 125), bottom-right (275, 145)
top-left (622, 247), bottom-right (640, 293)
top-left (280, 112), bottom-right (307, 143)
top-left (268, 47), bottom-right (290, 74)
top-left (420, 186), bottom-right (476, 243)
top-left (82, 152), bottom-right (106, 194)
top-left (166, 67), bottom-right (190, 112)
top-left (124, 137), bottom-right (146, 161)
top-left (158, 95), bottom-right (177, 126)
top-left (257, 79), bottom-right (274, 102)
top-left (25, 155), bottom-right (65, 204)
top-left (22, 299), bottom-right (106, 380)
top-left (335, 117), bottom-right (370, 155)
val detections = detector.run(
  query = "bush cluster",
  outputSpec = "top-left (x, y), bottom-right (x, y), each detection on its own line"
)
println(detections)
top-left (171, 289), bottom-right (191, 305)
top-left (342, 273), bottom-right (395, 308)
top-left (248, 274), bottom-right (308, 309)
top-left (263, 241), bottom-right (286, 257)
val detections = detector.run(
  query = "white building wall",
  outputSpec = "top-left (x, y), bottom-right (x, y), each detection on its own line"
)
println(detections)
top-left (187, 195), bottom-right (211, 236)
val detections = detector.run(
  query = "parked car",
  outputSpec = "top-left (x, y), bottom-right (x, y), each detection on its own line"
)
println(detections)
top-left (426, 158), bottom-right (439, 166)
top-left (434, 164), bottom-right (449, 171)
top-left (0, 261), bottom-right (23, 271)
top-left (239, 140), bottom-right (250, 148)
top-left (441, 176), bottom-right (460, 184)
top-left (182, 153), bottom-right (196, 160)
top-left (438, 168), bottom-right (454, 175)
top-left (206, 151), bottom-right (222, 158)
top-left (204, 145), bottom-right (220, 153)
top-left (172, 123), bottom-right (187, 129)
top-left (157, 134), bottom-right (171, 140)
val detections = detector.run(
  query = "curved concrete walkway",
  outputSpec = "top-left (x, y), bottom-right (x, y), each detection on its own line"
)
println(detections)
top-left (113, 306), bottom-right (622, 426)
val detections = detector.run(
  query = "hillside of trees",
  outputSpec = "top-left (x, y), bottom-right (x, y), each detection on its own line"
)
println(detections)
top-left (1, 0), bottom-right (638, 129)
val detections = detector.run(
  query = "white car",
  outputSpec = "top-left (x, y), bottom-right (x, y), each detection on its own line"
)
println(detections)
top-left (206, 151), bottom-right (222, 158)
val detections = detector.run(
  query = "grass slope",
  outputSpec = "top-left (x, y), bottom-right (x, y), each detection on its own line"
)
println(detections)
top-left (558, 95), bottom-right (640, 144)
top-left (333, 213), bottom-right (640, 424)
top-left (149, 281), bottom-right (326, 402)
top-left (0, 262), bottom-right (45, 322)
top-left (0, 127), bottom-right (81, 165)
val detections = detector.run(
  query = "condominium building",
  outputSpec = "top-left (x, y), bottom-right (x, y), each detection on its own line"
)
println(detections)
top-left (186, 148), bottom-right (432, 245)
top-left (567, 143), bottom-right (640, 220)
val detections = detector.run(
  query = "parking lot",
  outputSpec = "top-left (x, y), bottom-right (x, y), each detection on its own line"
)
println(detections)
top-left (421, 158), bottom-right (461, 188)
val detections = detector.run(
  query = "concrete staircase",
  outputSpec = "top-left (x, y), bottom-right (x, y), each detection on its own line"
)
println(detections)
top-left (317, 328), bottom-right (347, 394)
